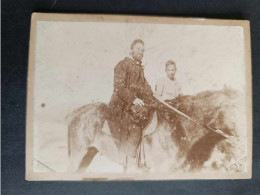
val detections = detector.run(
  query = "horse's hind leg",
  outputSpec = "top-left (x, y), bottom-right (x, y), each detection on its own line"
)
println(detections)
top-left (78, 147), bottom-right (99, 172)
top-left (67, 147), bottom-right (88, 172)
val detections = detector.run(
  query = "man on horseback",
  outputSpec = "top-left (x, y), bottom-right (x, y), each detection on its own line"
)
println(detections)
top-left (108, 39), bottom-right (158, 169)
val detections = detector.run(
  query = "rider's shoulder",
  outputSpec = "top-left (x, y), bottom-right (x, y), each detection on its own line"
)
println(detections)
top-left (115, 57), bottom-right (133, 70)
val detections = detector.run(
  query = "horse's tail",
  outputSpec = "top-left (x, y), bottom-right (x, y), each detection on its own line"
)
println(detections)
top-left (65, 104), bottom-right (91, 124)
top-left (67, 105), bottom-right (91, 157)
top-left (68, 125), bottom-right (71, 156)
top-left (67, 103), bottom-right (108, 157)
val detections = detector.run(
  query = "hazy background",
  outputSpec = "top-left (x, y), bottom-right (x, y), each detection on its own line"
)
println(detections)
top-left (33, 21), bottom-right (246, 172)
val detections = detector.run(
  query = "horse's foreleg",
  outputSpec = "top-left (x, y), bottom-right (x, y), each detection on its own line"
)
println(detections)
top-left (78, 147), bottom-right (99, 172)
top-left (185, 132), bottom-right (224, 169)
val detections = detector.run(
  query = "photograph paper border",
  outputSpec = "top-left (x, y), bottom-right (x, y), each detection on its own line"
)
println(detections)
top-left (26, 13), bottom-right (252, 181)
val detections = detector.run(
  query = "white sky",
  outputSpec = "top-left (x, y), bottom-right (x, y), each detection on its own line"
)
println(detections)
top-left (33, 21), bottom-right (247, 172)
top-left (34, 21), bottom-right (245, 117)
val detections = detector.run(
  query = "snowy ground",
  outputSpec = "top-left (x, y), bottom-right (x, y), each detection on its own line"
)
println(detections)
top-left (33, 108), bottom-right (123, 173)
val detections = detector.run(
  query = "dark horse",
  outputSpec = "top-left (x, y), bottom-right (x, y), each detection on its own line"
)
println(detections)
top-left (67, 88), bottom-right (246, 173)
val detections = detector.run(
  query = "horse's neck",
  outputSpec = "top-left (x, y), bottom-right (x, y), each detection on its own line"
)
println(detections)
top-left (182, 96), bottom-right (217, 124)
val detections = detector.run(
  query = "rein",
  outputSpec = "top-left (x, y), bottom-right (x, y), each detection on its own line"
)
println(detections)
top-left (155, 97), bottom-right (243, 149)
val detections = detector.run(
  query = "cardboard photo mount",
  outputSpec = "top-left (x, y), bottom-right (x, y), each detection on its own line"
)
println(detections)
top-left (26, 13), bottom-right (252, 181)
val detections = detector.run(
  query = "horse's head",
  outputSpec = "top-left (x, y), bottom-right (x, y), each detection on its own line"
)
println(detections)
top-left (205, 88), bottom-right (246, 139)
top-left (156, 88), bottom-right (247, 171)
top-left (199, 88), bottom-right (247, 172)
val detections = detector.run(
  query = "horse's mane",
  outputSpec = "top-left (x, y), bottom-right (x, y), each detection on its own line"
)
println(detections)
top-left (66, 88), bottom-right (242, 127)
top-left (171, 88), bottom-right (242, 124)
top-left (193, 87), bottom-right (242, 102)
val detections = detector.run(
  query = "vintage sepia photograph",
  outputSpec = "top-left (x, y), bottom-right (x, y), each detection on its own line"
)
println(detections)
top-left (26, 13), bottom-right (252, 180)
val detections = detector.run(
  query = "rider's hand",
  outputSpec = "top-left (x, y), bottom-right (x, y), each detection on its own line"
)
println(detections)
top-left (133, 98), bottom-right (144, 106)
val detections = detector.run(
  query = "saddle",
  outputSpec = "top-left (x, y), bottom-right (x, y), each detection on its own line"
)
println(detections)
top-left (127, 104), bottom-right (151, 126)
top-left (101, 107), bottom-right (157, 138)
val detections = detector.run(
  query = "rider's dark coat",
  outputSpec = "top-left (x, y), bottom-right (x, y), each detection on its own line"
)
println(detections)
top-left (108, 57), bottom-right (155, 117)
top-left (108, 57), bottom-right (158, 158)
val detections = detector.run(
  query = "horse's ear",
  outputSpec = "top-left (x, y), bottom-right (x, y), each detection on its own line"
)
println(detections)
top-left (223, 84), bottom-right (233, 92)
top-left (223, 84), bottom-right (228, 91)
top-left (222, 84), bottom-right (230, 95)
top-left (223, 84), bottom-right (238, 98)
